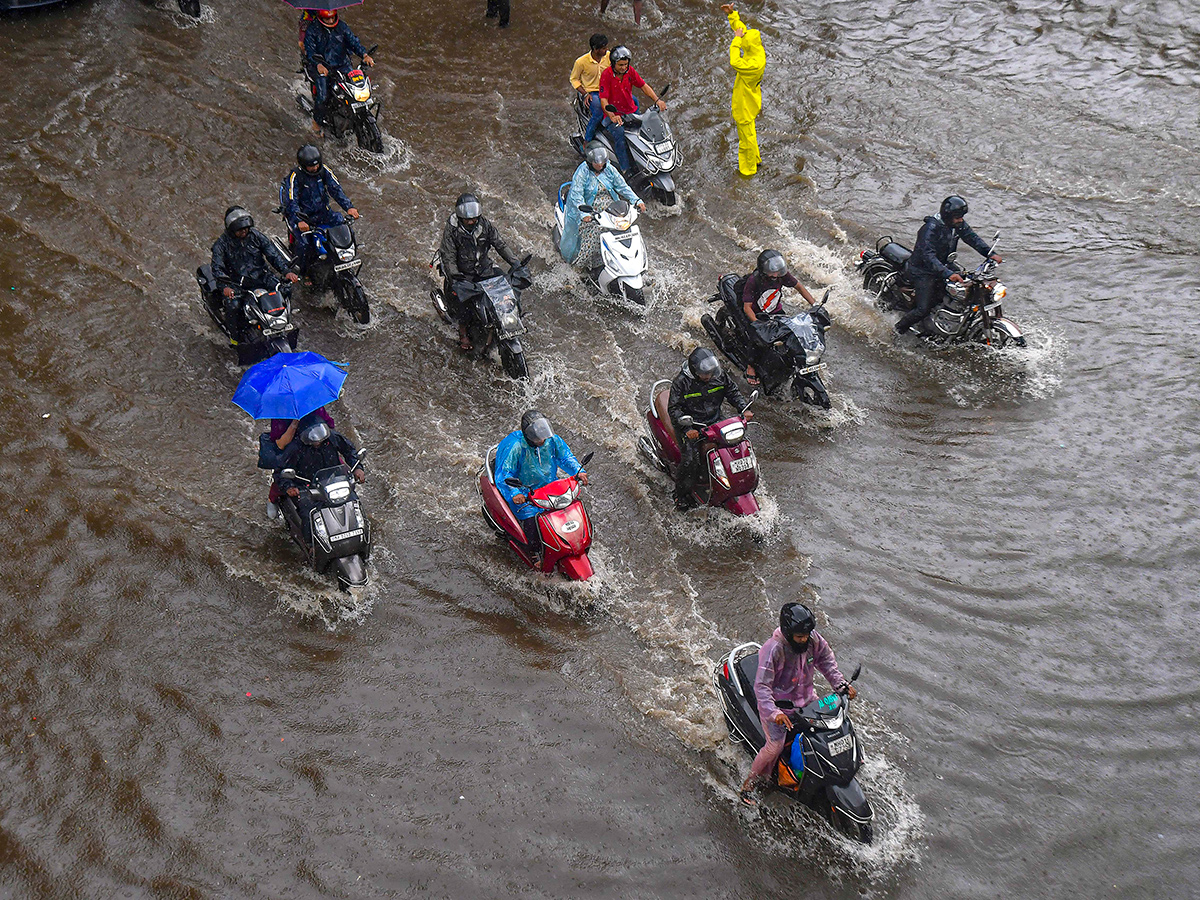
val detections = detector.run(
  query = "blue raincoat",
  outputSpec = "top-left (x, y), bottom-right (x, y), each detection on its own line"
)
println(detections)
top-left (559, 160), bottom-right (640, 263)
top-left (494, 429), bottom-right (584, 521)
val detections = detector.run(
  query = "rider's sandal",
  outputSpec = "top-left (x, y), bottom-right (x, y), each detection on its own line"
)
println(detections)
top-left (739, 788), bottom-right (758, 807)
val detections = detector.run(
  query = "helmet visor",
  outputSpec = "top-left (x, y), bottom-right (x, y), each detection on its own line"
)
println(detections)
top-left (301, 422), bottom-right (331, 446)
top-left (456, 199), bottom-right (482, 220)
top-left (585, 146), bottom-right (608, 168)
top-left (523, 417), bottom-right (554, 446)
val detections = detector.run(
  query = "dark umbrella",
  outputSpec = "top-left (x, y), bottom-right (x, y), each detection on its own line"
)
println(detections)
top-left (282, 0), bottom-right (363, 10)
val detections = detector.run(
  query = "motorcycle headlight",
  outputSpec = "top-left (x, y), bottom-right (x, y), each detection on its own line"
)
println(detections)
top-left (337, 248), bottom-right (355, 262)
top-left (499, 311), bottom-right (521, 333)
top-left (992, 283), bottom-right (1007, 300)
top-left (353, 85), bottom-right (371, 102)
top-left (805, 349), bottom-right (822, 366)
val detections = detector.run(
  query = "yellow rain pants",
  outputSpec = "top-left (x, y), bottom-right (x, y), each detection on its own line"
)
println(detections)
top-left (727, 10), bottom-right (765, 176)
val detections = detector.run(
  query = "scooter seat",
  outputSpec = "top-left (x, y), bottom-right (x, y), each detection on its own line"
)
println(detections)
top-left (653, 388), bottom-right (676, 446)
top-left (879, 241), bottom-right (912, 270)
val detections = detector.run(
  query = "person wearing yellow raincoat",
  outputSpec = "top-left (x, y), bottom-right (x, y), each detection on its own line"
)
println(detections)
top-left (721, 4), bottom-right (765, 176)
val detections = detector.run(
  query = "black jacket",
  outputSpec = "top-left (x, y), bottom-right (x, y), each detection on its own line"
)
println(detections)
top-left (667, 362), bottom-right (749, 435)
top-left (907, 215), bottom-right (993, 279)
top-left (439, 214), bottom-right (519, 281)
top-left (211, 229), bottom-right (292, 288)
top-left (279, 432), bottom-right (360, 493)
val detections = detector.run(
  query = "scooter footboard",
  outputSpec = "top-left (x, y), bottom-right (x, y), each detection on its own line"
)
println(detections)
top-left (825, 779), bottom-right (873, 824)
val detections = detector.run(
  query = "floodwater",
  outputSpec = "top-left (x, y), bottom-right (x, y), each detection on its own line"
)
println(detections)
top-left (1, 0), bottom-right (1197, 897)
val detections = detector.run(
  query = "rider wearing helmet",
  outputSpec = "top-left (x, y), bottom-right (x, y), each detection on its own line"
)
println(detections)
top-left (559, 140), bottom-right (644, 263)
top-left (494, 411), bottom-right (589, 559)
top-left (667, 347), bottom-right (751, 510)
top-left (278, 410), bottom-right (365, 538)
top-left (303, 9), bottom-right (374, 131)
top-left (739, 249), bottom-right (817, 384)
top-left (896, 195), bottom-right (1003, 335)
top-left (281, 144), bottom-right (360, 275)
top-left (598, 45), bottom-right (667, 173)
top-left (210, 205), bottom-right (298, 334)
top-left (439, 192), bottom-right (525, 350)
top-left (739, 602), bottom-right (856, 806)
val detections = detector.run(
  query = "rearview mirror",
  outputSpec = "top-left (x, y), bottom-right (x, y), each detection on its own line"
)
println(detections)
top-left (520, 253), bottom-right (533, 267)
top-left (820, 288), bottom-right (832, 303)
top-left (281, 468), bottom-right (297, 481)
top-left (678, 415), bottom-right (693, 428)
top-left (658, 82), bottom-right (671, 99)
top-left (850, 664), bottom-right (862, 682)
top-left (577, 204), bottom-right (593, 214)
top-left (580, 451), bottom-right (595, 466)
top-left (504, 477), bottom-right (523, 488)
top-left (749, 390), bottom-right (759, 403)
top-left (365, 45), bottom-right (379, 57)
top-left (604, 104), bottom-right (619, 113)
top-left (355, 448), bottom-right (368, 463)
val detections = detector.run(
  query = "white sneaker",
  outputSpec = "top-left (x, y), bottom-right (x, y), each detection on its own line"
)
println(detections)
top-left (266, 501), bottom-right (279, 520)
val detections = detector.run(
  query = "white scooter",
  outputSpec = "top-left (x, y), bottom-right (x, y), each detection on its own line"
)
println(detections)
top-left (553, 184), bottom-right (648, 307)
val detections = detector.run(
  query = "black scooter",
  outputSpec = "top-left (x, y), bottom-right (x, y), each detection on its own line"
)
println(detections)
top-left (279, 453), bottom-right (371, 590)
top-left (702, 274), bottom-right (833, 408)
top-left (195, 268), bottom-right (299, 365)
top-left (714, 642), bottom-right (874, 843)
top-left (430, 254), bottom-right (534, 379)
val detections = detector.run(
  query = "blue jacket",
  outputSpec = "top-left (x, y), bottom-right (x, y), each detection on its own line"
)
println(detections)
top-left (281, 165), bottom-right (354, 230)
top-left (494, 430), bottom-right (584, 520)
top-left (560, 161), bottom-right (640, 262)
top-left (907, 215), bottom-right (994, 279)
top-left (304, 18), bottom-right (367, 73)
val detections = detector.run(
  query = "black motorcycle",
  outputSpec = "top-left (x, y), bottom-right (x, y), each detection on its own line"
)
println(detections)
top-left (430, 254), bottom-right (534, 380)
top-left (298, 46), bottom-right (383, 153)
top-left (856, 234), bottom-right (1026, 347)
top-left (715, 642), bottom-right (874, 843)
top-left (702, 274), bottom-right (833, 408)
top-left (279, 453), bottom-right (371, 590)
top-left (273, 208), bottom-right (370, 325)
top-left (195, 268), bottom-right (299, 365)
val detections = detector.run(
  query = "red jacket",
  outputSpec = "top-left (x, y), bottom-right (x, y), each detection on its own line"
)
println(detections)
top-left (599, 65), bottom-right (646, 115)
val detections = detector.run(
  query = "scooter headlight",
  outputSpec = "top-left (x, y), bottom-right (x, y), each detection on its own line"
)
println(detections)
top-left (608, 214), bottom-right (631, 232)
top-left (710, 452), bottom-right (731, 489)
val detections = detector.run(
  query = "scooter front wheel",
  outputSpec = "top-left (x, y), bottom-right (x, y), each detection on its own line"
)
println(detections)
top-left (622, 283), bottom-right (646, 306)
top-left (355, 115), bottom-right (384, 153)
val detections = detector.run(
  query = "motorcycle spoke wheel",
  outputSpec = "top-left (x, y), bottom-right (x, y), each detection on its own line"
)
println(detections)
top-left (350, 282), bottom-right (370, 324)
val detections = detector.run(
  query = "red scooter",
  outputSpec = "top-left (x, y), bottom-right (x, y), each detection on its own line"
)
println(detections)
top-left (638, 381), bottom-right (761, 515)
top-left (478, 448), bottom-right (596, 580)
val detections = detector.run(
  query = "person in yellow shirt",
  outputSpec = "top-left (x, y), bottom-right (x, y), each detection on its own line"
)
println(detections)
top-left (570, 34), bottom-right (612, 142)
top-left (721, 4), bottom-right (765, 176)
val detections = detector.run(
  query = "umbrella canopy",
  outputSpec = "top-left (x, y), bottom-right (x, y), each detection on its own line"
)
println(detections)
top-left (232, 352), bottom-right (348, 421)
top-left (283, 0), bottom-right (363, 11)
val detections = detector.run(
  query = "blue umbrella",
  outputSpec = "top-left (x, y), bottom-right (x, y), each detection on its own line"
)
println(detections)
top-left (231, 352), bottom-right (348, 420)
top-left (284, 0), bottom-right (363, 11)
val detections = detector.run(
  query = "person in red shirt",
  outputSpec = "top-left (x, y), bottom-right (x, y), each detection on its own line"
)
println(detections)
top-left (598, 45), bottom-right (667, 174)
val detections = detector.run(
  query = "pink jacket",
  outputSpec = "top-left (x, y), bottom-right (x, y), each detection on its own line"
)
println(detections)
top-left (753, 627), bottom-right (847, 722)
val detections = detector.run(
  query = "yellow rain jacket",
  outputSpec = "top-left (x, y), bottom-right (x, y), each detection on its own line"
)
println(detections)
top-left (727, 10), bottom-right (765, 175)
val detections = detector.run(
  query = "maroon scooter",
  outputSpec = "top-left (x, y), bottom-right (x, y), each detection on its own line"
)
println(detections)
top-left (638, 380), bottom-right (761, 516)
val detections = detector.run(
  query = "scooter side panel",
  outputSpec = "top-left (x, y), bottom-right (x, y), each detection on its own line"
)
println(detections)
top-left (479, 473), bottom-right (525, 543)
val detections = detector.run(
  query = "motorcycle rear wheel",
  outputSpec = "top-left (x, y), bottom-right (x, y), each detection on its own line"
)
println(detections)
top-left (498, 339), bottom-right (528, 379)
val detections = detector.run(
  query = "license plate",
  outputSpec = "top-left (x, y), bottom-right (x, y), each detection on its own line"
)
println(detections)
top-left (797, 362), bottom-right (827, 376)
top-left (262, 327), bottom-right (290, 337)
top-left (331, 528), bottom-right (364, 542)
top-left (333, 260), bottom-right (362, 273)
top-left (827, 734), bottom-right (853, 757)
top-left (728, 456), bottom-right (754, 474)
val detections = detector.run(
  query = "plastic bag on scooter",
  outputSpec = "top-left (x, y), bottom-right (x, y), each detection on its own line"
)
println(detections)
top-left (257, 433), bottom-right (286, 470)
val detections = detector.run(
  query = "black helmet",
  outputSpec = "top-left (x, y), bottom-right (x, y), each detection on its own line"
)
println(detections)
top-left (456, 193), bottom-right (482, 222)
top-left (687, 347), bottom-right (721, 381)
top-left (224, 205), bottom-right (254, 235)
top-left (297, 144), bottom-right (322, 168)
top-left (520, 409), bottom-right (554, 446)
top-left (940, 195), bottom-right (969, 224)
top-left (300, 421), bottom-right (331, 447)
top-left (780, 602), bottom-right (816, 639)
top-left (609, 45), bottom-right (631, 63)
top-left (584, 141), bottom-right (608, 169)
top-left (756, 249), bottom-right (788, 280)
